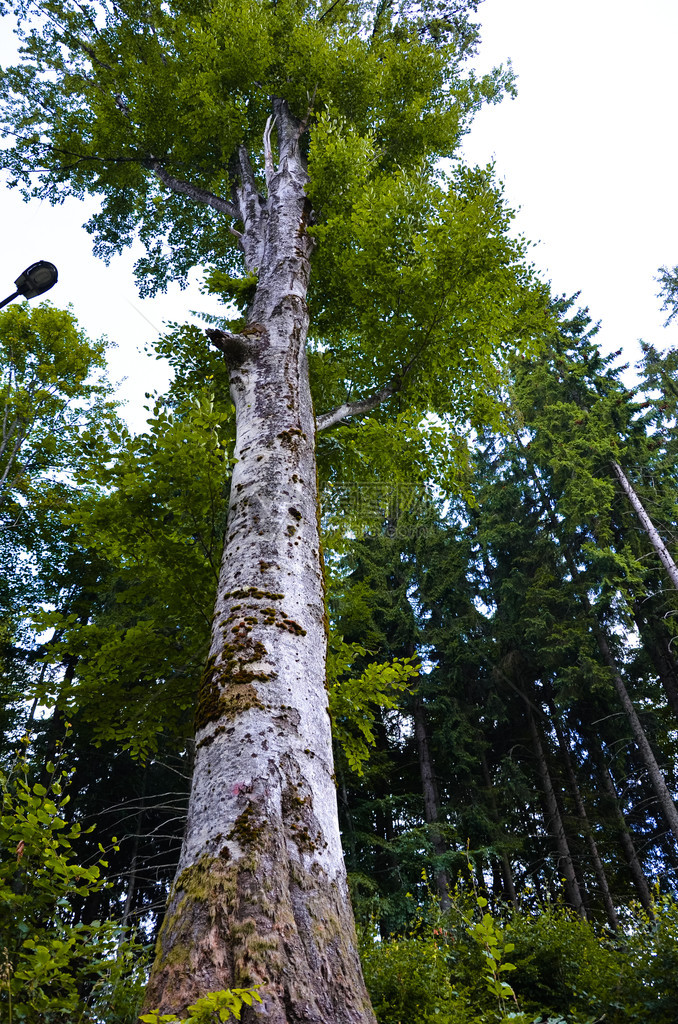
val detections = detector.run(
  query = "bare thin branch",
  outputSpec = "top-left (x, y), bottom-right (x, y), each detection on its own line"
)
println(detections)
top-left (316, 380), bottom-right (398, 432)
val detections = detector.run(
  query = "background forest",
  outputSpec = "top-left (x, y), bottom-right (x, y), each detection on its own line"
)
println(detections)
top-left (2, 1), bottom-right (678, 1022)
top-left (4, 290), bottom-right (678, 1023)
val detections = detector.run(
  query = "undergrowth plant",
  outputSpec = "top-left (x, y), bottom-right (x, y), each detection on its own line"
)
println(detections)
top-left (358, 869), bottom-right (678, 1024)
top-left (139, 986), bottom-right (262, 1023)
top-left (0, 728), bottom-right (146, 1023)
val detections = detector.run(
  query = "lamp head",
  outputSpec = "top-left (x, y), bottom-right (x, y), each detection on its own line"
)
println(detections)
top-left (14, 261), bottom-right (59, 300)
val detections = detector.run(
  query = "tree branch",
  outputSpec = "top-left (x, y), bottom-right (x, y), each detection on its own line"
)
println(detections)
top-left (316, 281), bottom-right (459, 433)
top-left (315, 319), bottom-right (440, 432)
top-left (316, 380), bottom-right (399, 432)
top-left (149, 160), bottom-right (238, 219)
top-left (263, 115), bottom-right (277, 191)
top-left (206, 326), bottom-right (265, 367)
top-left (317, 0), bottom-right (346, 22)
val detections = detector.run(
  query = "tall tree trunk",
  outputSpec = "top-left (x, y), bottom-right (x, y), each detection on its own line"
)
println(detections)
top-left (527, 713), bottom-right (586, 919)
top-left (479, 750), bottom-right (518, 909)
top-left (611, 460), bottom-right (678, 592)
top-left (370, 720), bottom-right (401, 937)
top-left (549, 708), bottom-right (618, 929)
top-left (520, 442), bottom-right (678, 852)
top-left (336, 760), bottom-right (358, 874)
top-left (146, 102), bottom-right (374, 1024)
top-left (596, 754), bottom-right (654, 915)
top-left (413, 697), bottom-right (450, 909)
top-left (593, 627), bottom-right (678, 846)
top-left (631, 603), bottom-right (678, 722)
top-left (122, 770), bottom-right (147, 931)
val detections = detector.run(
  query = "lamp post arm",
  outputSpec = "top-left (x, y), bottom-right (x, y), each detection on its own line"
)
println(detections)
top-left (0, 291), bottom-right (21, 311)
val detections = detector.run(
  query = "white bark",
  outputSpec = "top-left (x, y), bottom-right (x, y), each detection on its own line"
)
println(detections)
top-left (611, 459), bottom-right (678, 593)
top-left (594, 626), bottom-right (678, 846)
top-left (316, 383), bottom-right (398, 433)
top-left (146, 101), bottom-right (375, 1024)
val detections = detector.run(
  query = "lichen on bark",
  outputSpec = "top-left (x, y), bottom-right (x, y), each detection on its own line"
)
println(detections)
top-left (146, 99), bottom-right (375, 1023)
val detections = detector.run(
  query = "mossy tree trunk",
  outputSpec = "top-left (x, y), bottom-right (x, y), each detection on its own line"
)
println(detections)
top-left (145, 101), bottom-right (375, 1024)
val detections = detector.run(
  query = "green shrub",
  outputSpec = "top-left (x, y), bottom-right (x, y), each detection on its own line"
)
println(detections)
top-left (0, 732), bottom-right (147, 1023)
top-left (619, 895), bottom-right (678, 1024)
top-left (360, 920), bottom-right (479, 1024)
top-left (359, 888), bottom-right (678, 1024)
top-left (504, 904), bottom-right (622, 1021)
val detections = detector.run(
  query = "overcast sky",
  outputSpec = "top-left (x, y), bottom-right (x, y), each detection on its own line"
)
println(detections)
top-left (2, 0), bottom-right (677, 429)
top-left (462, 0), bottom-right (678, 370)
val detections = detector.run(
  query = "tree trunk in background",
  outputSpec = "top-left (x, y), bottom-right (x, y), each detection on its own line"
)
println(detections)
top-left (371, 718), bottom-right (401, 937)
top-left (597, 754), bottom-right (654, 915)
top-left (337, 761), bottom-right (358, 874)
top-left (632, 603), bottom-right (678, 723)
top-left (528, 713), bottom-right (586, 919)
top-left (526, 450), bottom-right (678, 851)
top-left (479, 750), bottom-right (518, 909)
top-left (145, 102), bottom-right (374, 1024)
top-left (413, 697), bottom-right (450, 909)
top-left (550, 709), bottom-right (618, 929)
top-left (593, 626), bottom-right (678, 846)
top-left (122, 769), bottom-right (147, 931)
top-left (611, 460), bottom-right (678, 592)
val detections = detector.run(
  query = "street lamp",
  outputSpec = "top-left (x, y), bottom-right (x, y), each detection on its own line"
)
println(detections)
top-left (0, 261), bottom-right (59, 310)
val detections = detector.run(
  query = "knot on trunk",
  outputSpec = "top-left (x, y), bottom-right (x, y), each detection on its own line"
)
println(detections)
top-left (207, 325), bottom-right (267, 367)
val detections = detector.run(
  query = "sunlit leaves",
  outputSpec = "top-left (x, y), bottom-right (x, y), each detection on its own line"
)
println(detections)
top-left (328, 633), bottom-right (418, 774)
top-left (34, 391), bottom-right (234, 758)
top-left (1, 0), bottom-right (510, 292)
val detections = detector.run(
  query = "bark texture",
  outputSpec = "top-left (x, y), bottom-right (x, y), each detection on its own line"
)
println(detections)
top-left (145, 102), bottom-right (374, 1024)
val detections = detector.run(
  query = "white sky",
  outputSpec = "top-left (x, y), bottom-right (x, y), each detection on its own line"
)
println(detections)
top-left (462, 0), bottom-right (678, 370)
top-left (2, 0), bottom-right (678, 430)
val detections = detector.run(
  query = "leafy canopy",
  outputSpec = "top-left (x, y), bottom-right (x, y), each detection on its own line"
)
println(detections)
top-left (0, 0), bottom-right (549, 446)
top-left (0, 302), bottom-right (111, 529)
top-left (1, 0), bottom-right (505, 289)
top-left (31, 391), bottom-right (234, 758)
